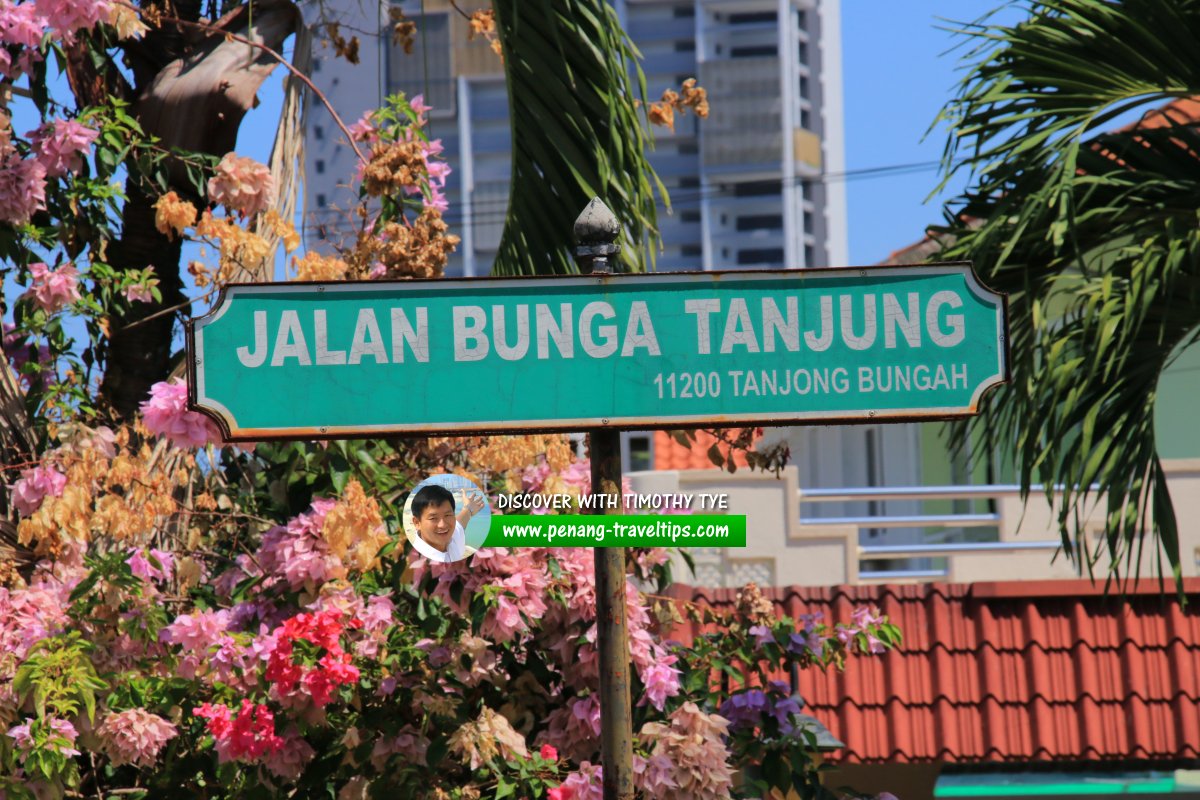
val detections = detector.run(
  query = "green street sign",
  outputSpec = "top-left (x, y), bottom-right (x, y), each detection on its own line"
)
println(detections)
top-left (187, 264), bottom-right (1008, 440)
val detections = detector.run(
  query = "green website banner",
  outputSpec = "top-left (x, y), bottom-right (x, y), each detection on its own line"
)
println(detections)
top-left (188, 265), bottom-right (1008, 439)
top-left (482, 514), bottom-right (747, 548)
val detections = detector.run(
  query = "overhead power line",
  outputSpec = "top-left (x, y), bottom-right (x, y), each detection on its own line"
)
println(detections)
top-left (299, 159), bottom-right (944, 233)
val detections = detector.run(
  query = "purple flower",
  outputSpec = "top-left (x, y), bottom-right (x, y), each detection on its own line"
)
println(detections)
top-left (748, 624), bottom-right (775, 648)
top-left (788, 630), bottom-right (824, 657)
top-left (719, 690), bottom-right (768, 731)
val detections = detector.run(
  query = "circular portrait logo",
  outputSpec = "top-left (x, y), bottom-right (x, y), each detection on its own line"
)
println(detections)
top-left (403, 474), bottom-right (490, 564)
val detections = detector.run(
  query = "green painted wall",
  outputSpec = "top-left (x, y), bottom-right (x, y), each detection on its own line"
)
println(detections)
top-left (1155, 339), bottom-right (1200, 459)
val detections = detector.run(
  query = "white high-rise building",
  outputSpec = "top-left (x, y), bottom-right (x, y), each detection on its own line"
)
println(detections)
top-left (303, 1), bottom-right (925, 572)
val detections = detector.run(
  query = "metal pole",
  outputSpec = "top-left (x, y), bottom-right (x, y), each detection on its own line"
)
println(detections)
top-left (590, 429), bottom-right (634, 800)
top-left (573, 198), bottom-right (634, 800)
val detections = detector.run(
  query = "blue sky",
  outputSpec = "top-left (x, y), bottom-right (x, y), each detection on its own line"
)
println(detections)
top-left (841, 1), bottom-right (1003, 265)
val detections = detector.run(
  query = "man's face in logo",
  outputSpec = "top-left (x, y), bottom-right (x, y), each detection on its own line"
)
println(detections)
top-left (414, 500), bottom-right (456, 552)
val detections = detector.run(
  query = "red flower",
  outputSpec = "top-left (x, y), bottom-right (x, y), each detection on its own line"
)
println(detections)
top-left (265, 610), bottom-right (362, 707)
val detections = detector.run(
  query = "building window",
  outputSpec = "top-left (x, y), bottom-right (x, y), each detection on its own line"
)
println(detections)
top-left (678, 141), bottom-right (698, 155)
top-left (314, 125), bottom-right (324, 141)
top-left (803, 213), bottom-right (814, 235)
top-left (736, 214), bottom-right (784, 231)
top-left (682, 244), bottom-right (702, 256)
top-left (800, 108), bottom-right (812, 130)
top-left (801, 180), bottom-right (814, 202)
top-left (674, 40), bottom-right (696, 52)
top-left (798, 40), bottom-right (809, 65)
top-left (737, 248), bottom-right (784, 265)
top-left (729, 11), bottom-right (775, 24)
top-left (316, 193), bottom-right (327, 207)
top-left (799, 75), bottom-right (809, 99)
top-left (804, 244), bottom-right (816, 267)
top-left (315, 159), bottom-right (325, 174)
top-left (673, 5), bottom-right (695, 17)
top-left (730, 44), bottom-right (777, 58)
top-left (679, 176), bottom-right (701, 188)
top-left (313, 58), bottom-right (321, 72)
top-left (388, 10), bottom-right (454, 114)
top-left (626, 433), bottom-right (652, 472)
top-left (732, 180), bottom-right (781, 197)
top-left (681, 210), bottom-right (701, 223)
top-left (797, 10), bottom-right (808, 30)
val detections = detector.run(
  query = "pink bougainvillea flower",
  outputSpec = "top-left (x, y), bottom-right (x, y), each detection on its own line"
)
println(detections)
top-left (30, 118), bottom-right (98, 176)
top-left (0, 156), bottom-right (47, 224)
top-left (347, 111), bottom-right (379, 144)
top-left (11, 464), bottom-right (66, 516)
top-left (540, 743), bottom-right (558, 761)
top-left (7, 716), bottom-right (80, 762)
top-left (123, 280), bottom-right (156, 304)
top-left (22, 261), bottom-right (81, 313)
top-left (409, 93), bottom-right (432, 120)
top-left (207, 152), bottom-right (274, 217)
top-left (35, 0), bottom-right (111, 38)
top-left (0, 2), bottom-right (47, 50)
top-left (127, 548), bottom-right (174, 583)
top-left (557, 762), bottom-right (603, 800)
top-left (96, 709), bottom-right (178, 767)
top-left (140, 379), bottom-right (221, 448)
top-left (639, 655), bottom-right (681, 711)
top-left (263, 731), bottom-right (315, 781)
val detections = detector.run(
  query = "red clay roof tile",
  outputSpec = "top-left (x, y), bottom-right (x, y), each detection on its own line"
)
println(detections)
top-left (666, 581), bottom-right (1200, 764)
top-left (652, 430), bottom-right (750, 471)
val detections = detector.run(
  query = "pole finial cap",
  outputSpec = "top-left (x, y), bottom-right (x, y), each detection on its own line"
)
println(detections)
top-left (573, 197), bottom-right (620, 246)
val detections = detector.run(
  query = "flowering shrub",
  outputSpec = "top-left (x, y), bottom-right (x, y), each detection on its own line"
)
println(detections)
top-left (0, 421), bottom-right (900, 800)
top-left (0, 6), bottom-right (898, 799)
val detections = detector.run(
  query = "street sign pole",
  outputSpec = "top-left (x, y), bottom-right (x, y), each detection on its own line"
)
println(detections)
top-left (576, 199), bottom-right (635, 800)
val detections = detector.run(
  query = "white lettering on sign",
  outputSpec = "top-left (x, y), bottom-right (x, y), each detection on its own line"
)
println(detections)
top-left (720, 298), bottom-right (760, 354)
top-left (271, 310), bottom-right (311, 366)
top-left (579, 301), bottom-right (618, 358)
top-left (883, 292), bottom-right (921, 348)
top-left (622, 301), bottom-right (660, 357)
top-left (927, 290), bottom-right (966, 347)
top-left (762, 296), bottom-right (798, 353)
top-left (493, 304), bottom-right (530, 361)
top-left (315, 310), bottom-right (347, 365)
top-left (536, 303), bottom-right (574, 359)
top-left (805, 296), bottom-right (834, 351)
top-left (391, 308), bottom-right (428, 363)
top-left (237, 310), bottom-right (269, 368)
top-left (230, 290), bottom-right (974, 368)
top-left (349, 309), bottom-right (387, 364)
top-left (684, 299), bottom-right (720, 355)
top-left (454, 306), bottom-right (489, 362)
top-left (841, 294), bottom-right (877, 351)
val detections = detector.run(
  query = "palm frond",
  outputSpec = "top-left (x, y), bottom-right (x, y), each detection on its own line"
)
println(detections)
top-left (935, 0), bottom-right (1200, 582)
top-left (492, 0), bottom-right (664, 275)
